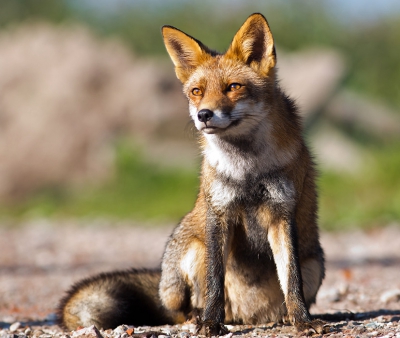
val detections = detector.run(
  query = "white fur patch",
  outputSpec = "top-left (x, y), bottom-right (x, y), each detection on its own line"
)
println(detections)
top-left (267, 230), bottom-right (290, 296)
top-left (180, 246), bottom-right (198, 281)
top-left (210, 179), bottom-right (236, 209)
top-left (189, 105), bottom-right (232, 131)
top-left (203, 132), bottom-right (296, 181)
top-left (204, 137), bottom-right (253, 180)
top-left (201, 101), bottom-right (297, 180)
top-left (179, 245), bottom-right (205, 308)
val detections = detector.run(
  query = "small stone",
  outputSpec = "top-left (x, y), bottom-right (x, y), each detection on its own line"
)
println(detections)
top-left (181, 323), bottom-right (196, 333)
top-left (72, 325), bottom-right (103, 338)
top-left (10, 322), bottom-right (21, 332)
top-left (179, 332), bottom-right (189, 338)
top-left (157, 335), bottom-right (170, 338)
top-left (381, 289), bottom-right (400, 303)
top-left (319, 287), bottom-right (341, 302)
top-left (25, 328), bottom-right (32, 335)
top-left (367, 331), bottom-right (379, 337)
top-left (376, 315), bottom-right (387, 323)
top-left (114, 325), bottom-right (128, 335)
top-left (365, 322), bottom-right (378, 329)
top-left (220, 333), bottom-right (232, 338)
top-left (160, 328), bottom-right (172, 335)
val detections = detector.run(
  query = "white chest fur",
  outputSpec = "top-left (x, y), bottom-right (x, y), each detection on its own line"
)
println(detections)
top-left (203, 132), bottom-right (296, 181)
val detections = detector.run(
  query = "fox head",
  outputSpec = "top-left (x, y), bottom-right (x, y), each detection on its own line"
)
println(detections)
top-left (162, 13), bottom-right (277, 139)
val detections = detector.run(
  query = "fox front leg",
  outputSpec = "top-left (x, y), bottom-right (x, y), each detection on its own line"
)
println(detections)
top-left (268, 218), bottom-right (329, 334)
top-left (267, 217), bottom-right (312, 330)
top-left (196, 209), bottom-right (230, 337)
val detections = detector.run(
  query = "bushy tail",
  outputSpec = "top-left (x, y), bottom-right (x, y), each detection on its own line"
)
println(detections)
top-left (58, 268), bottom-right (185, 330)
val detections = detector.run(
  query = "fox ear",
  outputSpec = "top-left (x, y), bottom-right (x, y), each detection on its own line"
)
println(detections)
top-left (226, 13), bottom-right (276, 76)
top-left (162, 26), bottom-right (211, 83)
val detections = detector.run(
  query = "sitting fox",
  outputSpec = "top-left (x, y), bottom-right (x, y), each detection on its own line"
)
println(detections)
top-left (59, 13), bottom-right (325, 335)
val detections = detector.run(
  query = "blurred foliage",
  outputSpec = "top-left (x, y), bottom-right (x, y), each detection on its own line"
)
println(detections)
top-left (0, 142), bottom-right (199, 223)
top-left (2, 141), bottom-right (399, 230)
top-left (319, 142), bottom-right (400, 230)
top-left (0, 0), bottom-right (399, 229)
top-left (0, 0), bottom-right (74, 25)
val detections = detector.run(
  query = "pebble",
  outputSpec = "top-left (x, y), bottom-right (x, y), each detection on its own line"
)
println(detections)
top-left (365, 322), bottom-right (378, 329)
top-left (220, 333), bottom-right (233, 338)
top-left (72, 325), bottom-right (103, 338)
top-left (381, 289), bottom-right (400, 303)
top-left (9, 322), bottom-right (21, 332)
top-left (114, 325), bottom-right (128, 335)
top-left (2, 317), bottom-right (400, 338)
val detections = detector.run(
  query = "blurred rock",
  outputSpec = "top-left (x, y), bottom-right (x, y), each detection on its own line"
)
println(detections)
top-left (380, 289), bottom-right (400, 304)
top-left (278, 48), bottom-right (346, 118)
top-left (310, 121), bottom-right (365, 172)
top-left (325, 90), bottom-right (400, 139)
top-left (9, 322), bottom-right (21, 332)
top-left (0, 23), bottom-right (188, 201)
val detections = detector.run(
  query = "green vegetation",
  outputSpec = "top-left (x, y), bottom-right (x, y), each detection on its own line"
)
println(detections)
top-left (0, 143), bottom-right (199, 223)
top-left (319, 143), bottom-right (400, 230)
top-left (2, 141), bottom-right (399, 230)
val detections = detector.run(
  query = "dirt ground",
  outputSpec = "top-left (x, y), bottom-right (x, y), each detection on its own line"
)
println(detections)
top-left (0, 220), bottom-right (399, 337)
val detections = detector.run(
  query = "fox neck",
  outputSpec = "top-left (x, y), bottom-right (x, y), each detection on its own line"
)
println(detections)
top-left (201, 106), bottom-right (301, 181)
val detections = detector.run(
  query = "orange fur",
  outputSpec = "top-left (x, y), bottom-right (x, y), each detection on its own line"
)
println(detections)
top-left (59, 14), bottom-right (326, 335)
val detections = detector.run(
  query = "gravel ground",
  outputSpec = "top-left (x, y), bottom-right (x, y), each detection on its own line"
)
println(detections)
top-left (0, 220), bottom-right (399, 337)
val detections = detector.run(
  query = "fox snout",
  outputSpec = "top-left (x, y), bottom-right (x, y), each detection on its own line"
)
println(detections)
top-left (197, 109), bottom-right (214, 123)
top-left (192, 107), bottom-right (233, 134)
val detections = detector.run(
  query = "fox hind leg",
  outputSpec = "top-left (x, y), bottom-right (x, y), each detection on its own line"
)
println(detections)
top-left (301, 257), bottom-right (324, 308)
top-left (160, 238), bottom-right (206, 318)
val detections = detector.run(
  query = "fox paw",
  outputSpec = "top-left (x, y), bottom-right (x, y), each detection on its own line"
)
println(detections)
top-left (195, 317), bottom-right (229, 337)
top-left (296, 319), bottom-right (331, 335)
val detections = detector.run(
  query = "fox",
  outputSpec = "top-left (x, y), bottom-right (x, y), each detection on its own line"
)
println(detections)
top-left (58, 13), bottom-right (326, 335)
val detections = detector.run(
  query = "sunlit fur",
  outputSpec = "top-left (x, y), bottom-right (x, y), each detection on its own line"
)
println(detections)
top-left (58, 13), bottom-right (325, 335)
top-left (161, 13), bottom-right (325, 334)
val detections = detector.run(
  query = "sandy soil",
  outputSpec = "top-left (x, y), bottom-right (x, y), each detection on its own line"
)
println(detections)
top-left (0, 220), bottom-right (399, 337)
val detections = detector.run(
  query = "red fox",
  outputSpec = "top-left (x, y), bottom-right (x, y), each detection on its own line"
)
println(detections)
top-left (58, 13), bottom-right (325, 335)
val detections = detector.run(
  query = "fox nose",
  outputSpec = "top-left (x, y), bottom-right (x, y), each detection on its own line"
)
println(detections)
top-left (197, 109), bottom-right (214, 123)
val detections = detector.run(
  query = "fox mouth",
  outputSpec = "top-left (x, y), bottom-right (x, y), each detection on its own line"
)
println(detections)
top-left (201, 125), bottom-right (219, 134)
top-left (200, 120), bottom-right (241, 134)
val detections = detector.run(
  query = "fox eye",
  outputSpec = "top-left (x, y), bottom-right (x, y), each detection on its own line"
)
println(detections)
top-left (228, 83), bottom-right (242, 91)
top-left (191, 88), bottom-right (203, 96)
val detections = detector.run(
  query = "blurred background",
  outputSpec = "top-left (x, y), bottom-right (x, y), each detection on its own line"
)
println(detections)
top-left (0, 0), bottom-right (399, 231)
